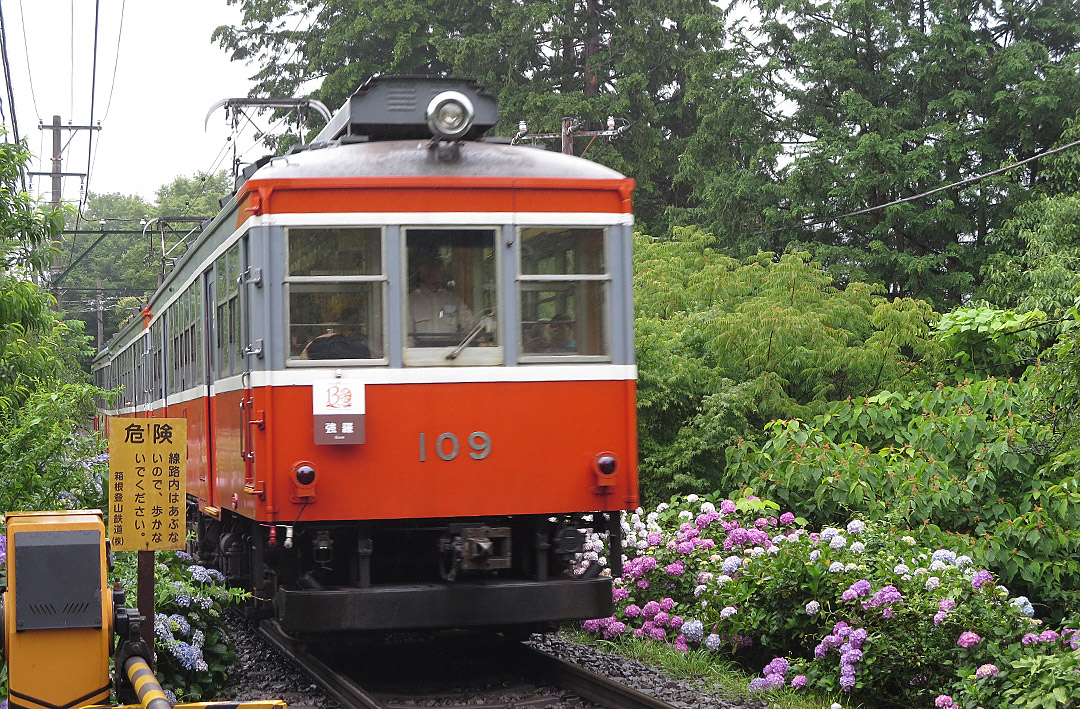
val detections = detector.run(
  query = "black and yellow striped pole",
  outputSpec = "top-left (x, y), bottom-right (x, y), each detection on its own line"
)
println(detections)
top-left (123, 657), bottom-right (173, 709)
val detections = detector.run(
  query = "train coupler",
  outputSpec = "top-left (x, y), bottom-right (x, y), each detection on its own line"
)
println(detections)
top-left (438, 525), bottom-right (511, 581)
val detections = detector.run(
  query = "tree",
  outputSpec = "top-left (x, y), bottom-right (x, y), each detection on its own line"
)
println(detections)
top-left (0, 135), bottom-right (105, 513)
top-left (743, 0), bottom-right (1080, 309)
top-left (213, 0), bottom-right (748, 233)
top-left (634, 228), bottom-right (941, 502)
top-left (59, 172), bottom-right (230, 346)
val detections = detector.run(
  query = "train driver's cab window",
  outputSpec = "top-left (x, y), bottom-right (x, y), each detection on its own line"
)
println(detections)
top-left (404, 228), bottom-right (500, 366)
top-left (519, 227), bottom-right (609, 360)
top-left (286, 227), bottom-right (385, 363)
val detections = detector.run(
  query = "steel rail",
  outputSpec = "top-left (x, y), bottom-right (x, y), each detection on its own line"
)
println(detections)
top-left (515, 643), bottom-right (680, 709)
top-left (257, 620), bottom-right (385, 709)
top-left (260, 618), bottom-right (680, 709)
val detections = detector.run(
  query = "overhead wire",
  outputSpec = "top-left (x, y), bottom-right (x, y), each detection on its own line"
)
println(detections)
top-left (16, 0), bottom-right (40, 120)
top-left (756, 137), bottom-right (1080, 236)
top-left (69, 0), bottom-right (74, 119)
top-left (0, 0), bottom-right (21, 151)
top-left (98, 0), bottom-right (125, 123)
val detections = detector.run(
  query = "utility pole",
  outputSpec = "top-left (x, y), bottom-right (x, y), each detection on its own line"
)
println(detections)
top-left (96, 278), bottom-right (104, 351)
top-left (514, 116), bottom-right (630, 156)
top-left (30, 115), bottom-right (102, 308)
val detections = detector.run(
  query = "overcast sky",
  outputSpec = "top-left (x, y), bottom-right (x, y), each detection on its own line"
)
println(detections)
top-left (4, 0), bottom-right (264, 205)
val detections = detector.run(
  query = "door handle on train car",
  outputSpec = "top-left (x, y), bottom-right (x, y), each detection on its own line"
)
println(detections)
top-left (240, 396), bottom-right (266, 462)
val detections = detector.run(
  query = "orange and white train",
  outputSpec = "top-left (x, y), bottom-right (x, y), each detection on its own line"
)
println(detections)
top-left (93, 76), bottom-right (638, 634)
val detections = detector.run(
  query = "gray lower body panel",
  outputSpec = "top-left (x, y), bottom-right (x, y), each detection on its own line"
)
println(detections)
top-left (275, 577), bottom-right (613, 632)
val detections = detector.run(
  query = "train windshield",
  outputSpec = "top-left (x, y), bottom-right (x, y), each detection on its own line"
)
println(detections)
top-left (286, 227), bottom-right (385, 362)
top-left (519, 227), bottom-right (609, 360)
top-left (405, 228), bottom-right (499, 365)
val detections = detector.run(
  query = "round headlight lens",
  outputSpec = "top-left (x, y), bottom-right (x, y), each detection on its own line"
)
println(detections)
top-left (427, 91), bottom-right (475, 139)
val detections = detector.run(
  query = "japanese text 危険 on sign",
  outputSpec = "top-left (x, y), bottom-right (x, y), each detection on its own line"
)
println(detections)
top-left (108, 418), bottom-right (187, 551)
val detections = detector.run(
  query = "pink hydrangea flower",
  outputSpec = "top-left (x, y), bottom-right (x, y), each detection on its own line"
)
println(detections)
top-left (956, 631), bottom-right (981, 648)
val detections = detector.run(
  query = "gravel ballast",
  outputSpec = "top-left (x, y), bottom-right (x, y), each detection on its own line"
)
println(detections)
top-left (218, 615), bottom-right (766, 709)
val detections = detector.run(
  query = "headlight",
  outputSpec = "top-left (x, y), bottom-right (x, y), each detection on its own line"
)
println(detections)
top-left (427, 91), bottom-right (475, 139)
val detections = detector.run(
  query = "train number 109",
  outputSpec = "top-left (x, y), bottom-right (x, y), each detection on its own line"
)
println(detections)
top-left (419, 431), bottom-right (492, 462)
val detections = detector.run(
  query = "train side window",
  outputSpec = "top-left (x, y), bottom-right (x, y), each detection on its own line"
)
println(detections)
top-left (403, 228), bottom-right (500, 366)
top-left (286, 227), bottom-right (385, 363)
top-left (518, 227), bottom-right (609, 360)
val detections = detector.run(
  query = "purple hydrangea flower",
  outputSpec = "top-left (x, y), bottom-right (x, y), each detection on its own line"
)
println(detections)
top-left (612, 586), bottom-right (629, 602)
top-left (720, 499), bottom-right (736, 514)
top-left (623, 604), bottom-right (641, 619)
top-left (763, 657), bottom-right (789, 677)
top-left (660, 597), bottom-right (676, 612)
top-left (791, 675), bottom-right (807, 688)
top-left (642, 600), bottom-right (660, 619)
top-left (842, 579), bottom-right (872, 601)
top-left (664, 560), bottom-right (685, 576)
top-left (971, 570), bottom-right (993, 590)
top-left (935, 695), bottom-right (955, 708)
top-left (975, 663), bottom-right (999, 679)
top-left (779, 512), bottom-right (796, 525)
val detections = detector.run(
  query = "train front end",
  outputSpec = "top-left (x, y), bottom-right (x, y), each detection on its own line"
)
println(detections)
top-left (190, 77), bottom-right (637, 634)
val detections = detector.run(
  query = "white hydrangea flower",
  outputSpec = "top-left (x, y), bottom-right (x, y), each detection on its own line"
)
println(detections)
top-left (913, 567), bottom-right (928, 577)
top-left (810, 549), bottom-right (822, 562)
top-left (787, 532), bottom-right (802, 543)
top-left (894, 563), bottom-right (911, 575)
top-left (926, 576), bottom-right (941, 591)
top-left (621, 521), bottom-right (632, 533)
top-left (678, 510), bottom-right (693, 520)
top-left (805, 600), bottom-right (821, 615)
top-left (694, 584), bottom-right (708, 597)
top-left (828, 562), bottom-right (844, 573)
top-left (902, 536), bottom-right (916, 545)
top-left (850, 541), bottom-right (865, 554)
top-left (701, 501), bottom-right (716, 514)
top-left (768, 546), bottom-right (780, 555)
top-left (845, 563), bottom-right (859, 572)
top-left (656, 503), bottom-right (669, 513)
top-left (636, 540), bottom-right (648, 550)
top-left (829, 535), bottom-right (847, 550)
top-left (846, 520), bottom-right (866, 535)
top-left (635, 507), bottom-right (645, 516)
top-left (686, 494), bottom-right (700, 503)
top-left (929, 560), bottom-right (947, 573)
top-left (716, 574), bottom-right (732, 584)
top-left (750, 546), bottom-right (766, 557)
top-left (955, 555), bottom-right (974, 568)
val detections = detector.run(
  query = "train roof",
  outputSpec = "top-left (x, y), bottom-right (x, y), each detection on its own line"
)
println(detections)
top-left (241, 139), bottom-right (627, 185)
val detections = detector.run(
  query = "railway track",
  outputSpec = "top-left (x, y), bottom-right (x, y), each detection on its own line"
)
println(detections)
top-left (258, 620), bottom-right (682, 709)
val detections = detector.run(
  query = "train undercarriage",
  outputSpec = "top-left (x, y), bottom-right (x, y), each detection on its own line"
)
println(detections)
top-left (189, 501), bottom-right (621, 635)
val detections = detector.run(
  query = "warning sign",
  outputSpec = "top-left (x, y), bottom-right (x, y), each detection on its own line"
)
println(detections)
top-left (108, 418), bottom-right (187, 551)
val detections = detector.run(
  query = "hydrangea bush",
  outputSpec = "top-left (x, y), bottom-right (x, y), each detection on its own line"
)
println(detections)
top-left (581, 491), bottom-right (1080, 706)
top-left (116, 549), bottom-right (249, 701)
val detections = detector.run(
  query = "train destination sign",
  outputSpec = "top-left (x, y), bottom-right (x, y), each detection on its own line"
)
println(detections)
top-left (108, 418), bottom-right (187, 551)
top-left (313, 379), bottom-right (365, 445)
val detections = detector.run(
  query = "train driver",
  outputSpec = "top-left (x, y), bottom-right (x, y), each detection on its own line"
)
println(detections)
top-left (408, 251), bottom-right (475, 343)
